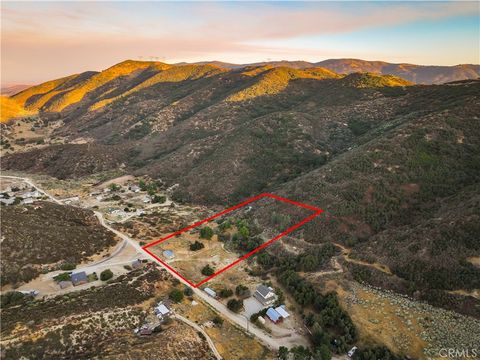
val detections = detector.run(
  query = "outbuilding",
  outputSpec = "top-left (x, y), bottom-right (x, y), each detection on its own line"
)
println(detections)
top-left (266, 308), bottom-right (281, 323)
top-left (204, 287), bottom-right (216, 298)
top-left (71, 272), bottom-right (88, 286)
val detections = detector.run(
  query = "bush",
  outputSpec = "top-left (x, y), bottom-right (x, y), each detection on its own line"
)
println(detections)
top-left (184, 286), bottom-right (194, 296)
top-left (219, 288), bottom-right (233, 298)
top-left (212, 315), bottom-right (224, 326)
top-left (235, 284), bottom-right (250, 297)
top-left (226, 298), bottom-right (243, 313)
top-left (201, 265), bottom-right (215, 276)
top-left (100, 269), bottom-right (113, 281)
top-left (200, 226), bottom-right (214, 240)
top-left (60, 263), bottom-right (76, 271)
top-left (53, 272), bottom-right (71, 282)
top-left (189, 241), bottom-right (205, 251)
top-left (169, 288), bottom-right (184, 303)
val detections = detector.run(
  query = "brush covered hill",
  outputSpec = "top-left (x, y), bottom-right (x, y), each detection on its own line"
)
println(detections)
top-left (1, 60), bottom-right (479, 316)
top-left (0, 201), bottom-right (118, 286)
top-left (0, 96), bottom-right (35, 123)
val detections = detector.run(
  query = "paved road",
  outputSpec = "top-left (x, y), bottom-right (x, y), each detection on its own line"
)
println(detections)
top-left (0, 175), bottom-right (310, 353)
top-left (174, 314), bottom-right (222, 360)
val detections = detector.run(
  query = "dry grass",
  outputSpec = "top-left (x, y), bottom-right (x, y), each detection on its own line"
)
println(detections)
top-left (175, 297), bottom-right (273, 360)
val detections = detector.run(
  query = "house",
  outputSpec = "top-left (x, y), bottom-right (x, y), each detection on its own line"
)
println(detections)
top-left (163, 250), bottom-right (174, 259)
top-left (154, 303), bottom-right (171, 319)
top-left (275, 305), bottom-right (290, 319)
top-left (266, 308), bottom-right (281, 323)
top-left (204, 287), bottom-right (216, 298)
top-left (71, 272), bottom-right (88, 286)
top-left (22, 190), bottom-right (41, 198)
top-left (253, 285), bottom-right (277, 306)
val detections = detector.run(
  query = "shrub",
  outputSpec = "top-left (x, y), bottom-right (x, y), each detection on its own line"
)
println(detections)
top-left (226, 298), bottom-right (243, 313)
top-left (200, 226), bottom-right (214, 240)
top-left (201, 265), bottom-right (215, 276)
top-left (169, 288), bottom-right (184, 303)
top-left (60, 263), bottom-right (76, 271)
top-left (236, 284), bottom-right (250, 297)
top-left (212, 315), bottom-right (224, 326)
top-left (184, 286), bottom-right (194, 296)
top-left (53, 272), bottom-right (71, 282)
top-left (100, 269), bottom-right (113, 281)
top-left (219, 288), bottom-right (233, 298)
top-left (189, 241), bottom-right (205, 251)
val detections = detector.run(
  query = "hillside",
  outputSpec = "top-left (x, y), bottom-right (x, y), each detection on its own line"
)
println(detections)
top-left (0, 201), bottom-right (118, 286)
top-left (317, 59), bottom-right (480, 84)
top-left (0, 96), bottom-right (35, 123)
top-left (1, 60), bottom-right (479, 317)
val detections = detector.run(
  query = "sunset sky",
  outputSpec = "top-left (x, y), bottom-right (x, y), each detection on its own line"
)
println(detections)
top-left (1, 1), bottom-right (479, 85)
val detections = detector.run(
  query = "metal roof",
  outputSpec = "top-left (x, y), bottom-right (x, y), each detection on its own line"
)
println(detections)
top-left (204, 287), bottom-right (216, 297)
top-left (256, 284), bottom-right (273, 298)
top-left (275, 306), bottom-right (289, 318)
top-left (266, 308), bottom-right (281, 322)
top-left (70, 272), bottom-right (87, 283)
top-left (155, 304), bottom-right (170, 315)
top-left (163, 250), bottom-right (174, 258)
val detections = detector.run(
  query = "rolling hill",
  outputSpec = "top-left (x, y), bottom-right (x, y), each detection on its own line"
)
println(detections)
top-left (1, 60), bottom-right (479, 317)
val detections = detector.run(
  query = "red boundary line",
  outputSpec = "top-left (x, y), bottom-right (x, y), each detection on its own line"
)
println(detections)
top-left (141, 193), bottom-right (323, 287)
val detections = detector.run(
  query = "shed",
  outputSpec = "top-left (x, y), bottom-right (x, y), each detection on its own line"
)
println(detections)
top-left (275, 305), bottom-right (290, 319)
top-left (266, 308), bottom-right (281, 323)
top-left (204, 287), bottom-right (216, 297)
top-left (71, 272), bottom-right (88, 286)
top-left (163, 250), bottom-right (174, 259)
top-left (58, 281), bottom-right (72, 289)
top-left (132, 259), bottom-right (142, 269)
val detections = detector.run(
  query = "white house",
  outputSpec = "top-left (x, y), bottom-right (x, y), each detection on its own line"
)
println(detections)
top-left (154, 303), bottom-right (171, 319)
top-left (253, 285), bottom-right (277, 306)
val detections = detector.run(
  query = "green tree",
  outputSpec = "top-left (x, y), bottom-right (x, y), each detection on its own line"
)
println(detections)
top-left (200, 226), bottom-right (214, 239)
top-left (169, 288), bottom-right (184, 303)
top-left (219, 288), bottom-right (233, 298)
top-left (201, 264), bottom-right (215, 276)
top-left (226, 298), bottom-right (243, 313)
top-left (100, 269), bottom-right (113, 281)
top-left (278, 346), bottom-right (289, 360)
top-left (184, 286), bottom-right (194, 296)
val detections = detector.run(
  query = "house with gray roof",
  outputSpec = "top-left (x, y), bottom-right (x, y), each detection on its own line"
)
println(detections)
top-left (253, 284), bottom-right (277, 306)
top-left (70, 272), bottom-right (88, 286)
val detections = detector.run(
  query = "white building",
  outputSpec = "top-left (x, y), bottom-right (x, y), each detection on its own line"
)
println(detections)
top-left (253, 285), bottom-right (277, 306)
top-left (204, 288), bottom-right (216, 298)
top-left (154, 303), bottom-right (171, 319)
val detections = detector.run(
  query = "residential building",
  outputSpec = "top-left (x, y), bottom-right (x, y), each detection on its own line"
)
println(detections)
top-left (154, 303), bottom-right (171, 319)
top-left (253, 284), bottom-right (277, 306)
top-left (71, 272), bottom-right (88, 286)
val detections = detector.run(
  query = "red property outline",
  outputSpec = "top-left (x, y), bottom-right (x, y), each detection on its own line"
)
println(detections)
top-left (141, 193), bottom-right (323, 288)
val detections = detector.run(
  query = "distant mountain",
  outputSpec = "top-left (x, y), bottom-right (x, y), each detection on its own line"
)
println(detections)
top-left (1, 84), bottom-right (32, 96)
top-left (185, 58), bottom-right (480, 85)
top-left (1, 58), bottom-right (479, 316)
top-left (316, 59), bottom-right (480, 84)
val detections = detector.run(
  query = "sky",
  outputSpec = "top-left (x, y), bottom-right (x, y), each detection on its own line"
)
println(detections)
top-left (1, 1), bottom-right (479, 85)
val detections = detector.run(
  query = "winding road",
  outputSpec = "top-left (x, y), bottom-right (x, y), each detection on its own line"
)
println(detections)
top-left (0, 175), bottom-right (312, 353)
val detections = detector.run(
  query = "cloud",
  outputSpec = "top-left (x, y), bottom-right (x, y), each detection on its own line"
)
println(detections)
top-left (1, 1), bottom-right (478, 84)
